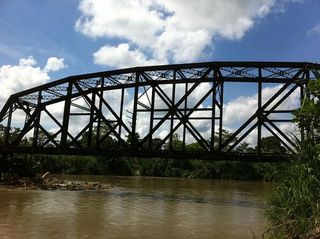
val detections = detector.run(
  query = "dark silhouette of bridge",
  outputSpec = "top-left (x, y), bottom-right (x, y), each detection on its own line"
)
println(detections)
top-left (0, 62), bottom-right (319, 162)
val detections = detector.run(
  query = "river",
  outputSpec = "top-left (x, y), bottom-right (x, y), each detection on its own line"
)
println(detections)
top-left (0, 176), bottom-right (274, 238)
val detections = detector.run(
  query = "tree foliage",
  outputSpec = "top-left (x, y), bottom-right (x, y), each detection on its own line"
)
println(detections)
top-left (266, 79), bottom-right (320, 238)
top-left (0, 120), bottom-right (289, 181)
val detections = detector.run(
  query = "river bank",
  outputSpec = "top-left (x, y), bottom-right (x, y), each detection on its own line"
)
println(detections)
top-left (0, 172), bottom-right (113, 191)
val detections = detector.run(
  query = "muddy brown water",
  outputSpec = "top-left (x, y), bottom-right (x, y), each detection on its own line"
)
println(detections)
top-left (0, 176), bottom-right (274, 238)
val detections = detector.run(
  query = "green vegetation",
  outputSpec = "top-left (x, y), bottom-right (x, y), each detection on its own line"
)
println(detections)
top-left (266, 79), bottom-right (320, 238)
top-left (0, 122), bottom-right (287, 182)
top-left (0, 153), bottom-right (286, 181)
top-left (0, 95), bottom-right (290, 183)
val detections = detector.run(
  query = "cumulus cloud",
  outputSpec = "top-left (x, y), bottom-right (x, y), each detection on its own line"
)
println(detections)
top-left (19, 56), bottom-right (37, 66)
top-left (0, 56), bottom-right (66, 108)
top-left (93, 43), bottom-right (162, 68)
top-left (75, 0), bottom-right (297, 68)
top-left (133, 82), bottom-right (300, 145)
top-left (44, 57), bottom-right (66, 72)
top-left (224, 84), bottom-right (300, 126)
top-left (223, 84), bottom-right (300, 145)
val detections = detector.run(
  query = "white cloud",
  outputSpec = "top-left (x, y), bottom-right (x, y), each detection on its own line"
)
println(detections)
top-left (133, 82), bottom-right (301, 145)
top-left (222, 84), bottom-right (300, 146)
top-left (224, 95), bottom-right (257, 126)
top-left (0, 56), bottom-right (66, 108)
top-left (76, 0), bottom-right (297, 68)
top-left (224, 84), bottom-right (300, 126)
top-left (93, 43), bottom-right (162, 68)
top-left (75, 0), bottom-right (165, 46)
top-left (44, 57), bottom-right (66, 72)
top-left (19, 56), bottom-right (37, 66)
top-left (307, 24), bottom-right (320, 35)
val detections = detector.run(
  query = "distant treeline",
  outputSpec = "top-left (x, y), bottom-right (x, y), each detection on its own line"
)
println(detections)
top-left (0, 122), bottom-right (286, 180)
top-left (0, 154), bottom-right (288, 181)
top-left (0, 122), bottom-right (288, 181)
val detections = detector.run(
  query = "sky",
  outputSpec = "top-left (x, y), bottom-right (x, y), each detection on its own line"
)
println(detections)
top-left (0, 0), bottom-right (319, 145)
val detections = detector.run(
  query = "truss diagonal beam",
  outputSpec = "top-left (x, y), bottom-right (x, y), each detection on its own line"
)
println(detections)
top-left (73, 82), bottom-right (128, 149)
top-left (220, 69), bottom-right (303, 152)
top-left (0, 62), bottom-right (319, 161)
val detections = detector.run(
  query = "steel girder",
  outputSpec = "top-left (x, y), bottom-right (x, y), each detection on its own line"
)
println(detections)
top-left (0, 61), bottom-right (319, 161)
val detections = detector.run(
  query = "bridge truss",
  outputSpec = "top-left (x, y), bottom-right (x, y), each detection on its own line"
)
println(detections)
top-left (0, 62), bottom-right (319, 161)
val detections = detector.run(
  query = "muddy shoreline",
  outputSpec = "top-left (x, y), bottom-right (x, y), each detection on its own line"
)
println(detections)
top-left (0, 172), bottom-right (114, 190)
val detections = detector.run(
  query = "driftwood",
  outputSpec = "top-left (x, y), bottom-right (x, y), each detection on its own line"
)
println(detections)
top-left (1, 172), bottom-right (113, 191)
top-left (41, 172), bottom-right (50, 180)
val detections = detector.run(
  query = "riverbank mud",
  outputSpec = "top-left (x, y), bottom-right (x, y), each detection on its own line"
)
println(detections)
top-left (0, 172), bottom-right (113, 190)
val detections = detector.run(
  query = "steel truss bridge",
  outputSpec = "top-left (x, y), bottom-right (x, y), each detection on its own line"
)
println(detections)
top-left (0, 62), bottom-right (319, 162)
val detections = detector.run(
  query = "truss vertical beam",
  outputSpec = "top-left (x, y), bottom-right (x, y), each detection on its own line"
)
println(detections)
top-left (118, 87), bottom-right (125, 148)
top-left (96, 77), bottom-right (104, 149)
top-left (33, 90), bottom-right (42, 147)
top-left (219, 69), bottom-right (303, 152)
top-left (218, 79), bottom-right (224, 150)
top-left (170, 70), bottom-right (176, 150)
top-left (61, 81), bottom-right (72, 148)
top-left (302, 69), bottom-right (311, 139)
top-left (87, 92), bottom-right (96, 149)
top-left (300, 82), bottom-right (305, 141)
top-left (257, 67), bottom-right (262, 154)
top-left (131, 72), bottom-right (139, 150)
top-left (211, 69), bottom-right (217, 150)
top-left (148, 83), bottom-right (155, 150)
top-left (183, 82), bottom-right (188, 151)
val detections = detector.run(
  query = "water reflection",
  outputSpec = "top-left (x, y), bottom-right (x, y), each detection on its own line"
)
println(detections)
top-left (0, 177), bottom-right (273, 238)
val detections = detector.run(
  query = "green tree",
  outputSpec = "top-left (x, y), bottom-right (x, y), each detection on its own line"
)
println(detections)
top-left (81, 124), bottom-right (117, 150)
top-left (259, 136), bottom-right (286, 154)
top-left (164, 133), bottom-right (183, 151)
top-left (235, 142), bottom-right (251, 153)
top-left (185, 142), bottom-right (204, 152)
top-left (266, 79), bottom-right (320, 238)
top-left (126, 132), bottom-right (140, 147)
top-left (0, 124), bottom-right (6, 145)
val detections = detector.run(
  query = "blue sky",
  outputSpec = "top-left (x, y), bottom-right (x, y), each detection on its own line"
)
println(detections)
top-left (1, 0), bottom-right (319, 77)
top-left (214, 1), bottom-right (320, 62)
top-left (0, 0), bottom-right (319, 144)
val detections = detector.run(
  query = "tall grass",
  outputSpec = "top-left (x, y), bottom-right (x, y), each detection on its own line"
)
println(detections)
top-left (265, 79), bottom-right (320, 238)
